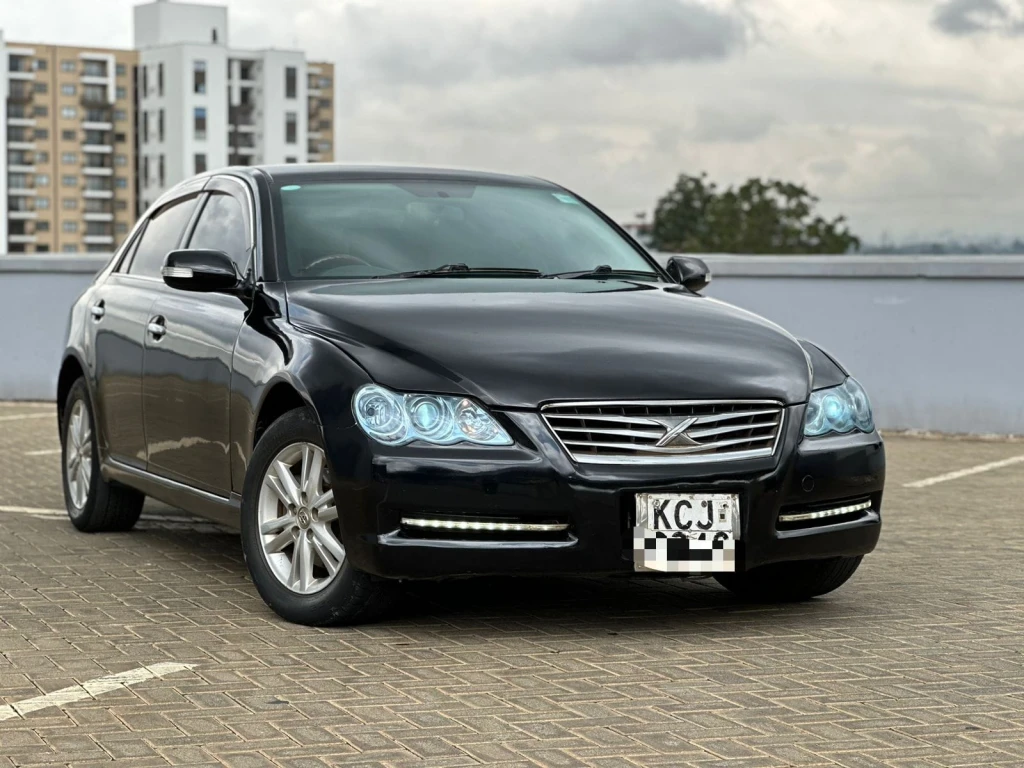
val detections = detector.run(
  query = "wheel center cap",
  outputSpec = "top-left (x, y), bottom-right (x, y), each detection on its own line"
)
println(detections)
top-left (297, 508), bottom-right (311, 528)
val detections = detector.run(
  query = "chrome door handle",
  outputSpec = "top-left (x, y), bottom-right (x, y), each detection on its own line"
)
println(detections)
top-left (147, 321), bottom-right (166, 339)
top-left (90, 303), bottom-right (105, 319)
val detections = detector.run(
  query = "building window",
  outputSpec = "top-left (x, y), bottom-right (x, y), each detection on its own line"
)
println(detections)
top-left (142, 65), bottom-right (148, 97)
top-left (64, 245), bottom-right (79, 253)
top-left (61, 84), bottom-right (77, 96)
top-left (157, 63), bottom-right (164, 96)
top-left (194, 60), bottom-right (207, 94)
top-left (116, 63), bottom-right (126, 76)
top-left (61, 59), bottom-right (76, 72)
top-left (285, 66), bottom-right (297, 99)
top-left (62, 129), bottom-right (77, 141)
top-left (115, 132), bottom-right (126, 143)
top-left (116, 222), bottom-right (128, 234)
top-left (61, 106), bottom-right (77, 119)
top-left (195, 153), bottom-right (207, 174)
top-left (285, 112), bottom-right (297, 144)
top-left (63, 221), bottom-right (79, 233)
top-left (194, 107), bottom-right (207, 139)
top-left (63, 198), bottom-right (78, 210)
top-left (33, 105), bottom-right (49, 117)
top-left (115, 199), bottom-right (127, 211)
top-left (285, 157), bottom-right (297, 164)
top-left (115, 154), bottom-right (127, 167)
top-left (142, 111), bottom-right (149, 142)
top-left (36, 174), bottom-right (51, 187)
top-left (318, 119), bottom-right (331, 131)
top-left (115, 178), bottom-right (127, 189)
top-left (36, 58), bottom-right (48, 71)
top-left (36, 221), bottom-right (50, 232)
top-left (36, 198), bottom-right (51, 210)
top-left (114, 109), bottom-right (126, 121)
top-left (158, 109), bottom-right (165, 141)
top-left (159, 155), bottom-right (165, 187)
top-left (36, 151), bottom-right (50, 163)
top-left (34, 128), bottom-right (49, 140)
top-left (116, 86), bottom-right (127, 100)
top-left (34, 81), bottom-right (48, 94)
top-left (143, 157), bottom-right (150, 186)
top-left (62, 175), bottom-right (78, 187)
top-left (62, 152), bottom-right (78, 164)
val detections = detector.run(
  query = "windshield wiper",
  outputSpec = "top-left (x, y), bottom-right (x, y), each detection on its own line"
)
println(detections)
top-left (374, 264), bottom-right (543, 279)
top-left (542, 265), bottom-right (661, 280)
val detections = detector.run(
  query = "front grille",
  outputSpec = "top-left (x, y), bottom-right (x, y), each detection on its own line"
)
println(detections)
top-left (541, 400), bottom-right (785, 465)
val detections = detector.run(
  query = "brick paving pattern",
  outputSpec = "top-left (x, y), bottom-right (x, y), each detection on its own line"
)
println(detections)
top-left (1, 402), bottom-right (1023, 767)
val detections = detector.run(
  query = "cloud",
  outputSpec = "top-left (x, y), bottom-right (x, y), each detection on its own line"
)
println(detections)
top-left (690, 108), bottom-right (777, 143)
top-left (932, 0), bottom-right (1024, 36)
top-left (338, 0), bottom-right (748, 87)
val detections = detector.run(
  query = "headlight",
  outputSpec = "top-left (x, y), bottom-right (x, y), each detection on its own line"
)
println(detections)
top-left (803, 377), bottom-right (874, 437)
top-left (353, 385), bottom-right (514, 447)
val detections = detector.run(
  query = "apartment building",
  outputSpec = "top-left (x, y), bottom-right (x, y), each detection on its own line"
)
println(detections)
top-left (134, 0), bottom-right (335, 209)
top-left (4, 37), bottom-right (138, 253)
top-left (3, 0), bottom-right (336, 254)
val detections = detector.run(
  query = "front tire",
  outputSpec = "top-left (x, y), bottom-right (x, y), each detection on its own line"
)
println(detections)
top-left (240, 407), bottom-right (394, 626)
top-left (714, 556), bottom-right (863, 602)
top-left (60, 378), bottom-right (144, 532)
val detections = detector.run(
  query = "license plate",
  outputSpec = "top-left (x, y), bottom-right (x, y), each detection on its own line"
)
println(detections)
top-left (633, 493), bottom-right (740, 573)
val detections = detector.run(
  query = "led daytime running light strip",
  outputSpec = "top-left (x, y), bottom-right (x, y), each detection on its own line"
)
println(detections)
top-left (777, 500), bottom-right (872, 524)
top-left (402, 517), bottom-right (569, 533)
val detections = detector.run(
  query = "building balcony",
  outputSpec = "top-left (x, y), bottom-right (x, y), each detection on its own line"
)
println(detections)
top-left (8, 188), bottom-right (36, 197)
top-left (83, 166), bottom-right (114, 176)
top-left (84, 234), bottom-right (114, 245)
top-left (80, 90), bottom-right (112, 107)
top-left (83, 189), bottom-right (114, 199)
top-left (82, 121), bottom-right (114, 131)
top-left (8, 140), bottom-right (36, 152)
top-left (8, 70), bottom-right (35, 81)
top-left (8, 86), bottom-right (34, 103)
top-left (8, 234), bottom-right (38, 244)
top-left (83, 212), bottom-right (114, 222)
top-left (7, 117), bottom-right (36, 128)
top-left (8, 164), bottom-right (36, 174)
top-left (81, 74), bottom-right (111, 86)
top-left (82, 144), bottom-right (113, 154)
top-left (8, 211), bottom-right (38, 220)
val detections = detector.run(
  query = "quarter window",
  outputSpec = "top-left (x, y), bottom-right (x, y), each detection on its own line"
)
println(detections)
top-left (187, 193), bottom-right (249, 273)
top-left (126, 197), bottom-right (199, 277)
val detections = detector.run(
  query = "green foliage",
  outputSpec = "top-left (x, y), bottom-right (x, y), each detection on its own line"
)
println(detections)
top-left (651, 173), bottom-right (860, 254)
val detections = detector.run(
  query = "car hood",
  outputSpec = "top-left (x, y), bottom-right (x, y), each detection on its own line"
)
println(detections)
top-left (285, 278), bottom-right (812, 408)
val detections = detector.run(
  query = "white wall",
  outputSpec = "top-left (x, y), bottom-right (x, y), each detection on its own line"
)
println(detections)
top-left (0, 32), bottom-right (8, 250)
top-left (255, 50), bottom-right (307, 164)
top-left (134, 1), bottom-right (228, 48)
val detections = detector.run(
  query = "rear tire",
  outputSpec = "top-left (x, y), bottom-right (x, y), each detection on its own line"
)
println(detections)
top-left (61, 378), bottom-right (144, 532)
top-left (714, 556), bottom-right (863, 602)
top-left (240, 407), bottom-right (395, 626)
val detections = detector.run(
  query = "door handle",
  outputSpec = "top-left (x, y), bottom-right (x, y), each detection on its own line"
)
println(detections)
top-left (90, 301), bottom-right (105, 319)
top-left (147, 318), bottom-right (166, 339)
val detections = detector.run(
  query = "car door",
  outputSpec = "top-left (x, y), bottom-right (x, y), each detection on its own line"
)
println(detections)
top-left (141, 178), bottom-right (254, 496)
top-left (89, 198), bottom-right (200, 469)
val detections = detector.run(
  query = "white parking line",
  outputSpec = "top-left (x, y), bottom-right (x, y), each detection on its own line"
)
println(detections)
top-left (904, 454), bottom-right (1024, 489)
top-left (0, 413), bottom-right (53, 422)
top-left (0, 505), bottom-right (64, 516)
top-left (0, 662), bottom-right (196, 722)
top-left (25, 448), bottom-right (62, 456)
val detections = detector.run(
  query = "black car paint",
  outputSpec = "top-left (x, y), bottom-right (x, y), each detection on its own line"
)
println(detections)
top-left (60, 165), bottom-right (884, 576)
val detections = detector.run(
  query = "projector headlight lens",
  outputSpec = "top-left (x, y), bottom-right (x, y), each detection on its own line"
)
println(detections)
top-left (803, 377), bottom-right (874, 437)
top-left (354, 385), bottom-right (513, 447)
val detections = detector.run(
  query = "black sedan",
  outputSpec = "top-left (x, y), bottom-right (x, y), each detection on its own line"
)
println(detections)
top-left (58, 165), bottom-right (885, 625)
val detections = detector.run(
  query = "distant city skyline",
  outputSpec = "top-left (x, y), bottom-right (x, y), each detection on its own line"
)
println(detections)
top-left (6, 0), bottom-right (1024, 241)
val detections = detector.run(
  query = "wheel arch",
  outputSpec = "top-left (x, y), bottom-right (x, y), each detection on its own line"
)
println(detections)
top-left (253, 376), bottom-right (319, 450)
top-left (57, 352), bottom-right (89, 425)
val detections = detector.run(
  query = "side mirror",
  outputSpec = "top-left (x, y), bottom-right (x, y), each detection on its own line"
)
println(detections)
top-left (162, 249), bottom-right (240, 293)
top-left (666, 256), bottom-right (712, 293)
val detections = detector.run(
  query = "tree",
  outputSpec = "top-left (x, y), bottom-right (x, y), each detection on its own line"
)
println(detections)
top-left (651, 173), bottom-right (860, 254)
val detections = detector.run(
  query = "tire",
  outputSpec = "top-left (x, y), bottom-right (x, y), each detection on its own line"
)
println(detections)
top-left (61, 377), bottom-right (145, 532)
top-left (240, 407), bottom-right (395, 626)
top-left (714, 556), bottom-right (863, 602)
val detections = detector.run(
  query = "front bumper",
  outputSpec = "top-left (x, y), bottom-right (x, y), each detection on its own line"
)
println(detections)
top-left (326, 405), bottom-right (885, 580)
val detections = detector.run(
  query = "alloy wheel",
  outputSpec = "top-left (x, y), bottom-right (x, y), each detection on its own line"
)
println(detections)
top-left (257, 442), bottom-right (343, 595)
top-left (65, 400), bottom-right (93, 510)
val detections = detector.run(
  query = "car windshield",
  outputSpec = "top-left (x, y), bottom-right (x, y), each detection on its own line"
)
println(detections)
top-left (273, 180), bottom-right (660, 280)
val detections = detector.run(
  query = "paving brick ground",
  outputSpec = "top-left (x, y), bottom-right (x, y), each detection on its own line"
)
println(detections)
top-left (1, 401), bottom-right (1023, 767)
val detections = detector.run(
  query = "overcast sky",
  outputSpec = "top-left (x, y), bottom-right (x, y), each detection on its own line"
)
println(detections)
top-left (6, 0), bottom-right (1024, 242)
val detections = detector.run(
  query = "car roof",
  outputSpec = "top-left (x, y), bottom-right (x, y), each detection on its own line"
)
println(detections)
top-left (232, 163), bottom-right (562, 189)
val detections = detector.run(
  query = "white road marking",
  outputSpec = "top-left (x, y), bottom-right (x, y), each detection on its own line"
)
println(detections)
top-left (904, 454), bottom-right (1024, 489)
top-left (25, 448), bottom-right (62, 456)
top-left (0, 662), bottom-right (196, 722)
top-left (0, 505), bottom-right (64, 516)
top-left (0, 506), bottom-right (228, 530)
top-left (0, 401), bottom-right (52, 408)
top-left (0, 413), bottom-right (53, 422)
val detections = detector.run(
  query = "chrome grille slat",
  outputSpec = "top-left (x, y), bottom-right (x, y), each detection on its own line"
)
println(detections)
top-left (542, 399), bottom-right (785, 465)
